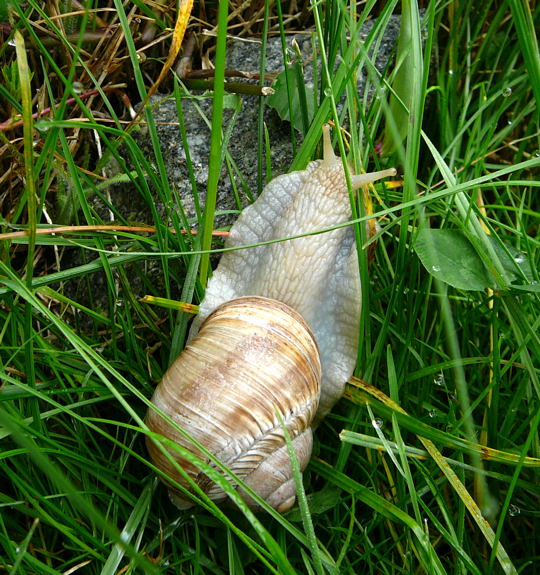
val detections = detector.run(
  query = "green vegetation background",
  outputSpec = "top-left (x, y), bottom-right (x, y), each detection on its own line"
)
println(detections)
top-left (0, 1), bottom-right (538, 574)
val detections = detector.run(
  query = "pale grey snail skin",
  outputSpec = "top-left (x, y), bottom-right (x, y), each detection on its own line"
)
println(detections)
top-left (146, 125), bottom-right (395, 511)
top-left (146, 296), bottom-right (321, 512)
top-left (190, 125), bottom-right (396, 421)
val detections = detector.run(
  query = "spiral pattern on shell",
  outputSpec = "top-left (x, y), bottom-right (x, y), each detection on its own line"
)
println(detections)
top-left (145, 296), bottom-right (321, 512)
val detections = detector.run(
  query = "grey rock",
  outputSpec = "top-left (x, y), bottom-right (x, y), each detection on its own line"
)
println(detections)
top-left (63, 18), bottom-right (401, 322)
top-left (103, 17), bottom-right (401, 227)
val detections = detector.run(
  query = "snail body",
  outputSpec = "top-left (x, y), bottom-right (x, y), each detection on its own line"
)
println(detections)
top-left (146, 126), bottom-right (395, 510)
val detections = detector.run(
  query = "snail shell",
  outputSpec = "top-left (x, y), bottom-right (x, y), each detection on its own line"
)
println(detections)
top-left (146, 296), bottom-right (321, 512)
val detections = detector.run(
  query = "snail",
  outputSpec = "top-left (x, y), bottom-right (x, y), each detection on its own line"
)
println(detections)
top-left (146, 125), bottom-right (396, 511)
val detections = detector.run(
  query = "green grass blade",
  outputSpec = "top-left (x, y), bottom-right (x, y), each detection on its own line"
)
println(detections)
top-left (199, 0), bottom-right (229, 286)
top-left (507, 0), bottom-right (540, 115)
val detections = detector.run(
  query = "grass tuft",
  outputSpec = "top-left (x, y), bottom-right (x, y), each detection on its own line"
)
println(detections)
top-left (1, 1), bottom-right (538, 573)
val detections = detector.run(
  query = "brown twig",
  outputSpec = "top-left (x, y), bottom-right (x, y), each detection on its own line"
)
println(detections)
top-left (185, 68), bottom-right (277, 83)
top-left (183, 79), bottom-right (274, 96)
top-left (0, 85), bottom-right (127, 132)
top-left (0, 225), bottom-right (230, 241)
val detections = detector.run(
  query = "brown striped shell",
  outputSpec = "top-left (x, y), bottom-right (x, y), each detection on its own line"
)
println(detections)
top-left (145, 296), bottom-right (321, 512)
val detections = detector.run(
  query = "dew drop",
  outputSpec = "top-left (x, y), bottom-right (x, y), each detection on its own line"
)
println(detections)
top-left (72, 81), bottom-right (84, 95)
top-left (434, 374), bottom-right (445, 386)
top-left (372, 418), bottom-right (384, 430)
top-left (285, 47), bottom-right (296, 66)
top-left (508, 504), bottom-right (520, 517)
top-left (8, 39), bottom-right (16, 47)
top-left (323, 87), bottom-right (333, 97)
top-left (428, 409), bottom-right (438, 418)
top-left (431, 265), bottom-right (441, 272)
top-left (448, 69), bottom-right (454, 75)
top-left (514, 254), bottom-right (525, 264)
top-left (502, 87), bottom-right (512, 97)
top-left (35, 121), bottom-right (51, 132)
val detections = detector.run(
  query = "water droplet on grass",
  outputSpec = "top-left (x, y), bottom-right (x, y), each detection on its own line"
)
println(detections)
top-left (434, 374), bottom-right (445, 386)
top-left (72, 81), bottom-right (84, 94)
top-left (508, 504), bottom-right (520, 516)
top-left (36, 121), bottom-right (51, 132)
